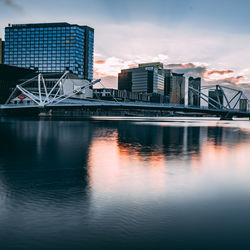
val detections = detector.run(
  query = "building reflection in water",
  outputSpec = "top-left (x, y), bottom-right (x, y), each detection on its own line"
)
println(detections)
top-left (0, 117), bottom-right (249, 199)
top-left (0, 118), bottom-right (92, 211)
top-left (87, 119), bottom-right (250, 202)
top-left (0, 118), bottom-right (250, 249)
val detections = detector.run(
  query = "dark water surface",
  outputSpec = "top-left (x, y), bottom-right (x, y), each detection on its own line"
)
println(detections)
top-left (0, 117), bottom-right (250, 250)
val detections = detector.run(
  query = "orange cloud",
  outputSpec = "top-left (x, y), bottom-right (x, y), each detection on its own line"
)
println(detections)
top-left (215, 76), bottom-right (245, 85)
top-left (95, 60), bottom-right (106, 64)
top-left (128, 64), bottom-right (137, 69)
top-left (93, 57), bottom-right (250, 92)
top-left (206, 70), bottom-right (234, 76)
top-left (93, 68), bottom-right (117, 88)
top-left (94, 68), bottom-right (110, 78)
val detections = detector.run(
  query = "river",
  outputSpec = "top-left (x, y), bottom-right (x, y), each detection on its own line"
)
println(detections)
top-left (0, 117), bottom-right (250, 249)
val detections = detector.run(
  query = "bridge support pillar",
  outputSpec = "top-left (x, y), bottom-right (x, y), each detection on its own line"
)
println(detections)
top-left (220, 117), bottom-right (233, 121)
top-left (220, 116), bottom-right (233, 121)
top-left (38, 108), bottom-right (52, 117)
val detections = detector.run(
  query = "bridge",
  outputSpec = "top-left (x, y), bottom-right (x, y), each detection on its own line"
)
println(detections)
top-left (0, 72), bottom-right (250, 119)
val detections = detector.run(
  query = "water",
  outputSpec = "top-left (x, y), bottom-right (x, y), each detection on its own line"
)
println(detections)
top-left (0, 117), bottom-right (250, 250)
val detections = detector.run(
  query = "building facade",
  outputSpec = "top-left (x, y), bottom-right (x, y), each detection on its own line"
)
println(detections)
top-left (0, 38), bottom-right (3, 64)
top-left (93, 88), bottom-right (165, 103)
top-left (118, 63), bottom-right (165, 95)
top-left (239, 99), bottom-right (248, 112)
top-left (118, 71), bottom-right (132, 91)
top-left (208, 88), bottom-right (224, 109)
top-left (118, 63), bottom-right (187, 105)
top-left (168, 73), bottom-right (185, 104)
top-left (4, 22), bottom-right (94, 80)
top-left (188, 77), bottom-right (201, 107)
top-left (163, 69), bottom-right (172, 96)
top-left (164, 71), bottom-right (185, 104)
top-left (0, 64), bottom-right (35, 104)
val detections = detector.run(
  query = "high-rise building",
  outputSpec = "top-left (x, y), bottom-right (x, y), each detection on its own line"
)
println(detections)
top-left (118, 63), bottom-right (187, 104)
top-left (208, 88), bottom-right (223, 109)
top-left (0, 38), bottom-right (3, 64)
top-left (188, 77), bottom-right (201, 107)
top-left (118, 71), bottom-right (132, 92)
top-left (164, 72), bottom-right (185, 104)
top-left (4, 22), bottom-right (94, 80)
top-left (163, 69), bottom-right (172, 96)
top-left (118, 62), bottom-right (165, 95)
top-left (169, 73), bottom-right (185, 104)
top-left (239, 99), bottom-right (248, 112)
top-left (0, 64), bottom-right (35, 104)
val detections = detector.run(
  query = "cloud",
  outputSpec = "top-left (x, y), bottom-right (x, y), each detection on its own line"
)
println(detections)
top-left (164, 63), bottom-right (246, 87)
top-left (166, 63), bottom-right (199, 69)
top-left (94, 56), bottom-right (135, 77)
top-left (91, 21), bottom-right (250, 95)
top-left (95, 60), bottom-right (106, 64)
top-left (165, 62), bottom-right (207, 77)
top-left (128, 64), bottom-right (137, 69)
top-left (0, 0), bottom-right (22, 11)
top-left (94, 58), bottom-right (249, 96)
top-left (239, 83), bottom-right (250, 89)
top-left (206, 70), bottom-right (234, 76)
top-left (94, 73), bottom-right (117, 89)
top-left (212, 76), bottom-right (245, 85)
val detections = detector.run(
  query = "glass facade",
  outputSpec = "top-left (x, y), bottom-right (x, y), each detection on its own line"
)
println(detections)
top-left (87, 30), bottom-right (94, 80)
top-left (119, 65), bottom-right (165, 95)
top-left (4, 23), bottom-right (94, 80)
top-left (0, 38), bottom-right (3, 64)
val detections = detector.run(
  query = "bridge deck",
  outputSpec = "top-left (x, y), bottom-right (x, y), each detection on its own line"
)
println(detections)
top-left (1, 99), bottom-right (250, 117)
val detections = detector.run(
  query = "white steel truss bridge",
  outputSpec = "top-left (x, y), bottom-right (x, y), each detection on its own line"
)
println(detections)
top-left (1, 72), bottom-right (250, 119)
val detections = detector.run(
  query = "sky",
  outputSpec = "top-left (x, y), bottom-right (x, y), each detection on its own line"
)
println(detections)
top-left (0, 0), bottom-right (250, 94)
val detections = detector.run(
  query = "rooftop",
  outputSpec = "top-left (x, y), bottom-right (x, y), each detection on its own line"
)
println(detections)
top-left (6, 22), bottom-right (94, 31)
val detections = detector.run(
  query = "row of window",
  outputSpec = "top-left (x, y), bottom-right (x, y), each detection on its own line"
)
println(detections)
top-left (15, 65), bottom-right (80, 69)
top-left (5, 49), bottom-right (84, 54)
top-left (6, 38), bottom-right (84, 41)
top-left (5, 52), bottom-right (77, 56)
top-left (5, 45), bottom-right (84, 49)
top-left (5, 41), bottom-right (84, 46)
top-left (10, 62), bottom-right (79, 67)
top-left (6, 38), bottom-right (84, 42)
top-left (8, 64), bottom-right (84, 72)
top-left (6, 28), bottom-right (84, 33)
top-left (5, 47), bottom-right (80, 52)
top-left (5, 53), bottom-right (83, 57)
top-left (6, 36), bottom-right (84, 42)
top-left (7, 26), bottom-right (85, 32)
top-left (5, 57), bottom-right (81, 61)
top-left (5, 53), bottom-right (84, 58)
top-left (8, 59), bottom-right (81, 64)
top-left (5, 48), bottom-right (84, 53)
top-left (5, 62), bottom-right (82, 67)
top-left (7, 65), bottom-right (81, 70)
top-left (6, 31), bottom-right (84, 36)
top-left (5, 46), bottom-right (84, 51)
top-left (5, 58), bottom-right (84, 63)
top-left (5, 47), bottom-right (83, 50)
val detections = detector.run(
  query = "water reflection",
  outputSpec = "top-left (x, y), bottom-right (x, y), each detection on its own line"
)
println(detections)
top-left (0, 117), bottom-right (250, 249)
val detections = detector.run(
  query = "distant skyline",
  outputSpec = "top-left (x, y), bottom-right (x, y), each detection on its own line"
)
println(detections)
top-left (0, 0), bottom-right (249, 94)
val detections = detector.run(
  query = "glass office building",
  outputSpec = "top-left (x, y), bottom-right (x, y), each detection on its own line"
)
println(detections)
top-left (118, 63), bottom-right (165, 95)
top-left (4, 23), bottom-right (94, 80)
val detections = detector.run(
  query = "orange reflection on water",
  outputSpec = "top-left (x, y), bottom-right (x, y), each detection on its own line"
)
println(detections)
top-left (118, 143), bottom-right (167, 193)
top-left (87, 130), bottom-right (168, 195)
top-left (87, 124), bottom-right (250, 198)
top-left (87, 131), bottom-right (121, 193)
top-left (190, 138), bottom-right (250, 179)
